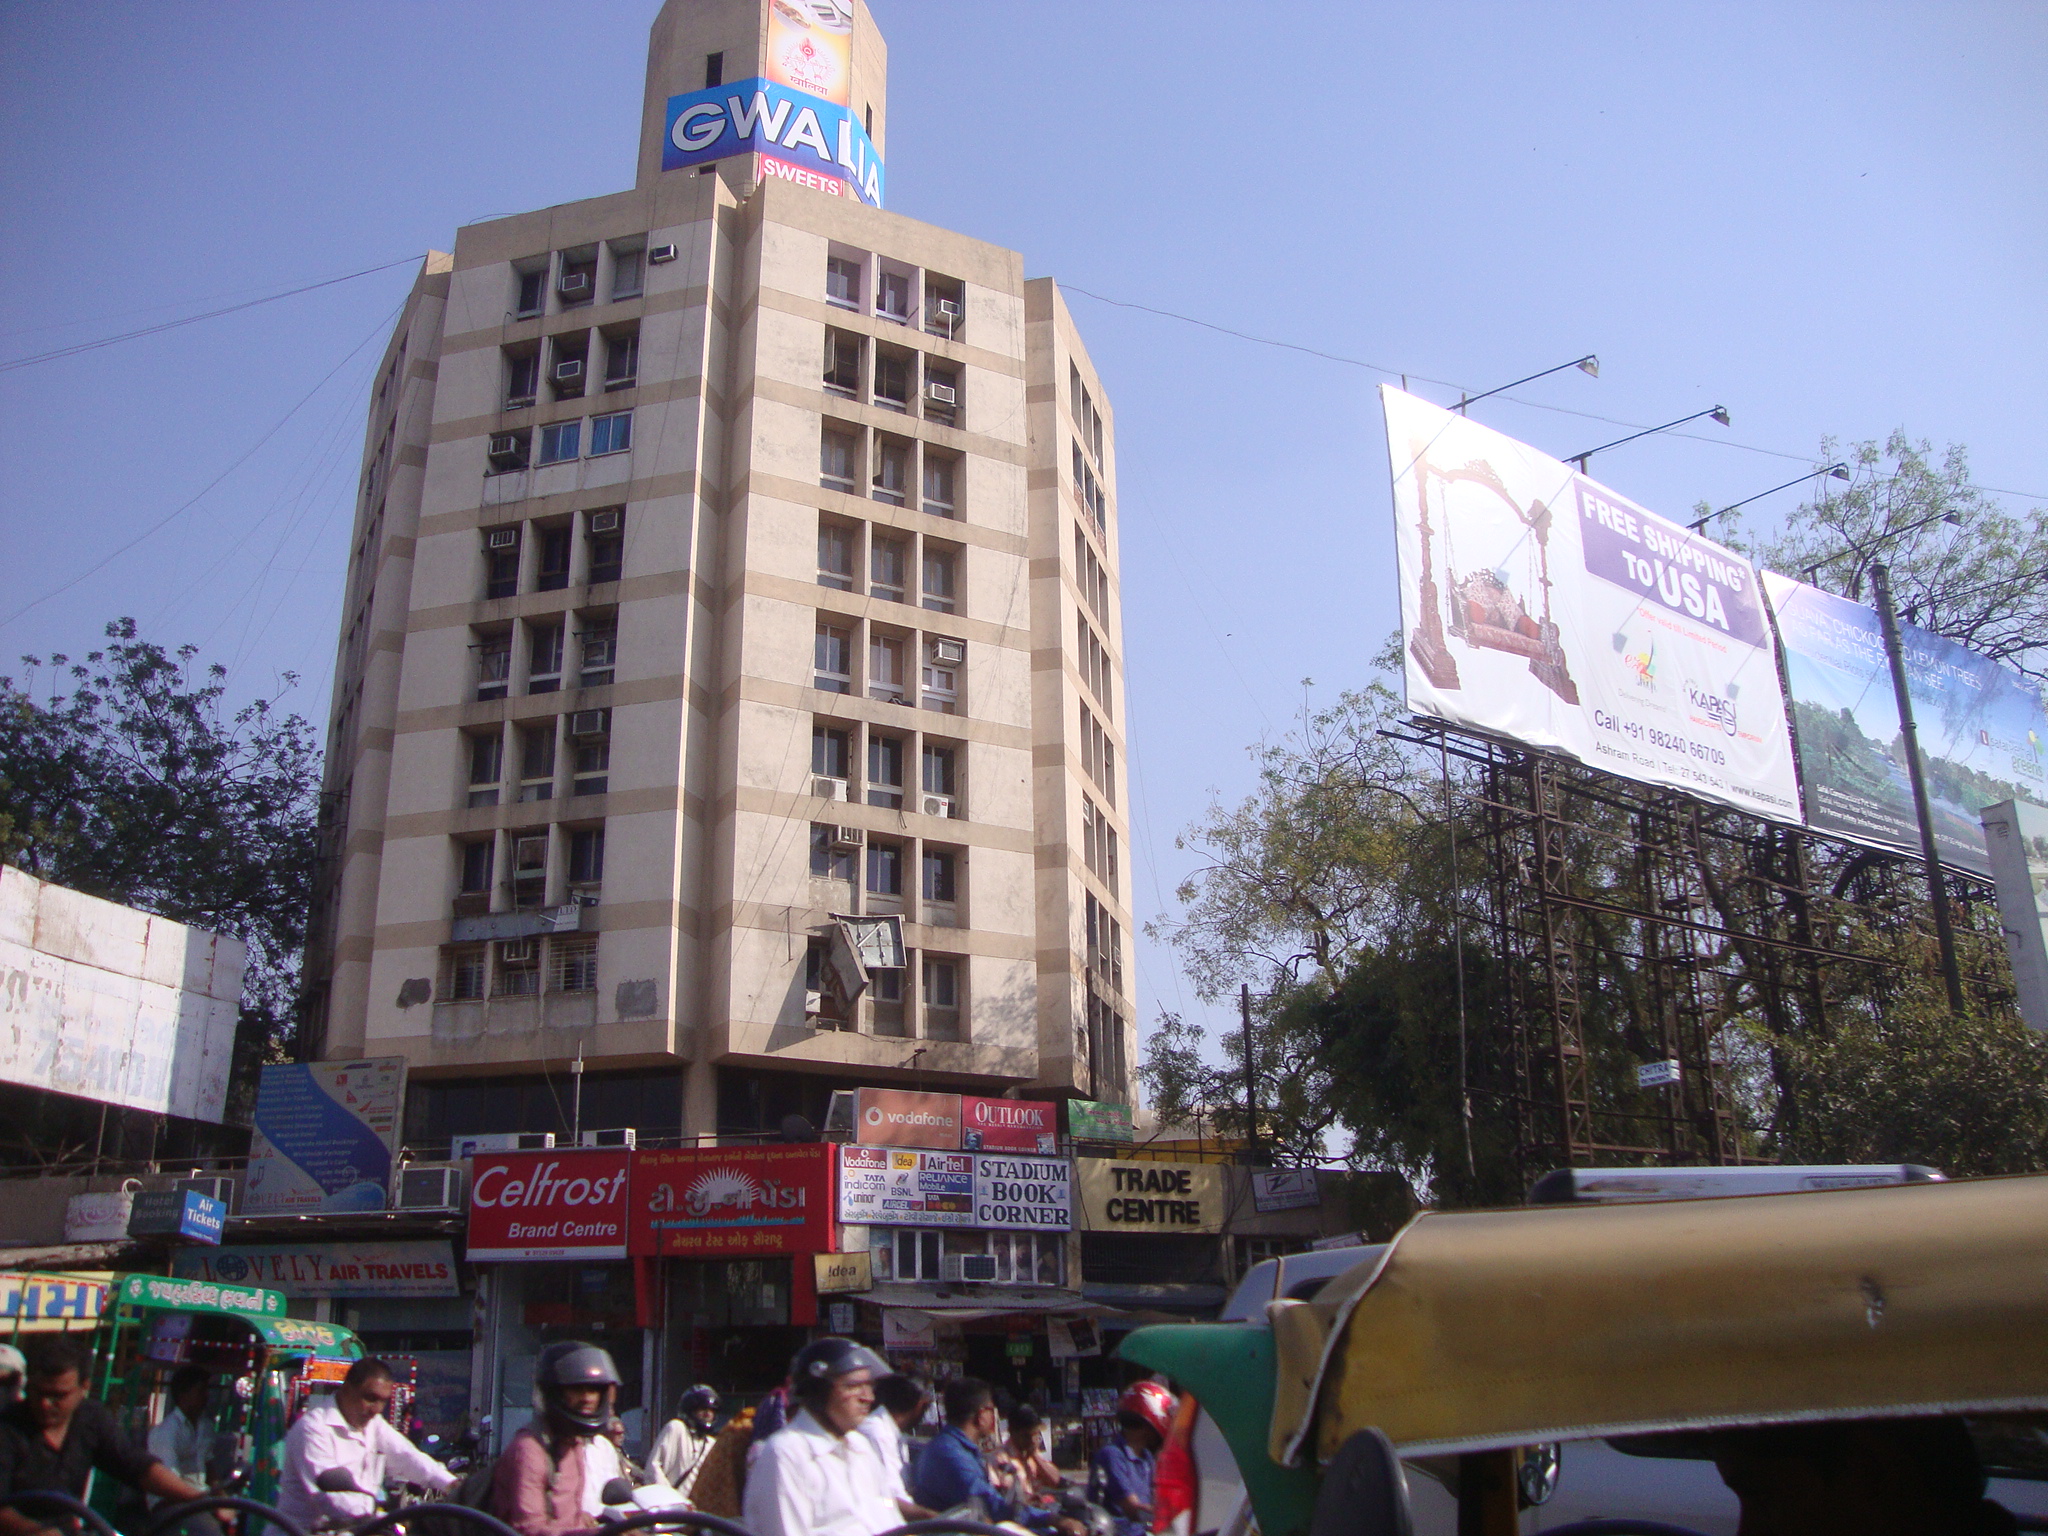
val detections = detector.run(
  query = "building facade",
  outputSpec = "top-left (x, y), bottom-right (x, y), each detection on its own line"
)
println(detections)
top-left (307, 0), bottom-right (1132, 1194)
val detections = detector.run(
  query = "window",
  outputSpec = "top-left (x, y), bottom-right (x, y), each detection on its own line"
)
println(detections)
top-left (444, 946), bottom-right (487, 1002)
top-left (578, 621), bottom-right (616, 686)
top-left (818, 520), bottom-right (855, 590)
top-left (921, 546), bottom-right (956, 613)
top-left (1079, 613), bottom-right (1112, 710)
top-left (506, 349), bottom-right (540, 407)
top-left (590, 410), bottom-right (633, 455)
top-left (924, 275), bottom-right (963, 338)
top-left (873, 349), bottom-right (910, 411)
top-left (872, 1227), bottom-right (1060, 1285)
top-left (869, 632), bottom-right (906, 704)
top-left (476, 633), bottom-right (511, 700)
top-left (518, 723), bottom-right (556, 802)
top-left (923, 363), bottom-right (957, 427)
top-left (1083, 797), bottom-right (1119, 895)
top-left (821, 427), bottom-right (856, 492)
top-left (1075, 525), bottom-right (1109, 617)
top-left (537, 525), bottom-right (572, 591)
top-left (484, 529), bottom-right (520, 599)
top-left (704, 51), bottom-right (724, 88)
top-left (1080, 704), bottom-right (1114, 802)
top-left (814, 624), bottom-right (851, 693)
top-left (922, 849), bottom-right (956, 903)
top-left (809, 824), bottom-right (856, 881)
top-left (921, 743), bottom-right (956, 798)
top-left (872, 439), bottom-right (908, 505)
top-left (922, 643), bottom-right (958, 715)
top-left (870, 535), bottom-right (906, 603)
top-left (495, 938), bottom-right (540, 996)
top-left (826, 256), bottom-right (861, 309)
top-left (539, 421), bottom-right (581, 464)
top-left (922, 957), bottom-right (960, 1039)
top-left (459, 839), bottom-right (494, 894)
top-left (604, 327), bottom-right (639, 387)
top-left (866, 840), bottom-right (903, 896)
top-left (514, 264), bottom-right (547, 318)
top-left (1086, 893), bottom-right (1125, 995)
top-left (867, 734), bottom-right (904, 808)
top-left (467, 733), bottom-right (503, 808)
top-left (511, 832), bottom-right (549, 908)
top-left (528, 622), bottom-right (564, 693)
top-left (870, 963), bottom-right (905, 1036)
top-left (553, 937), bottom-right (599, 992)
top-left (609, 246), bottom-right (644, 302)
top-left (569, 826), bottom-right (606, 886)
top-left (922, 453), bottom-right (956, 516)
top-left (572, 728), bottom-right (609, 796)
top-left (558, 248), bottom-right (597, 309)
top-left (1071, 363), bottom-right (1105, 459)
top-left (824, 331), bottom-right (861, 396)
top-left (586, 509), bottom-right (624, 584)
top-left (876, 270), bottom-right (911, 322)
top-left (551, 335), bottom-right (588, 399)
top-left (813, 725), bottom-right (850, 781)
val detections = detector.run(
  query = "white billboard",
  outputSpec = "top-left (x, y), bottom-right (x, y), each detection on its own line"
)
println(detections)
top-left (1982, 800), bottom-right (2048, 1033)
top-left (1385, 387), bottom-right (1802, 821)
top-left (0, 866), bottom-right (245, 1123)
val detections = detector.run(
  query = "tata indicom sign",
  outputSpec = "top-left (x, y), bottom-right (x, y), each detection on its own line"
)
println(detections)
top-left (662, 79), bottom-right (883, 207)
top-left (467, 1149), bottom-right (630, 1261)
top-left (629, 1144), bottom-right (834, 1258)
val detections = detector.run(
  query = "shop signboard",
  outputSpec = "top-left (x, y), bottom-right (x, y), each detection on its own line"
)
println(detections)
top-left (1983, 799), bottom-right (2048, 1033)
top-left (0, 1273), bottom-right (107, 1329)
top-left (883, 1308), bottom-right (937, 1352)
top-left (961, 1095), bottom-right (1058, 1153)
top-left (813, 1250), bottom-right (874, 1294)
top-left (1066, 1099), bottom-right (1133, 1143)
top-left (629, 1144), bottom-right (834, 1258)
top-left (243, 1057), bottom-right (406, 1215)
top-left (1048, 1316), bottom-right (1101, 1359)
top-left (838, 1147), bottom-right (1072, 1231)
top-left (1249, 1168), bottom-right (1320, 1214)
top-left (856, 1087), bottom-right (964, 1149)
top-left (171, 1241), bottom-right (459, 1297)
top-left (1077, 1158), bottom-right (1227, 1233)
top-left (466, 1149), bottom-right (630, 1261)
top-left (127, 1189), bottom-right (226, 1244)
top-left (972, 1155), bottom-right (1071, 1231)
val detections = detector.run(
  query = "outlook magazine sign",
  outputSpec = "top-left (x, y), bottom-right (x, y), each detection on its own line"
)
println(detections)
top-left (663, 79), bottom-right (884, 208)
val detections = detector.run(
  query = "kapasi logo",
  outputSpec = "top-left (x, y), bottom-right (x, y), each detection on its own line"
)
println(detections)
top-left (1685, 681), bottom-right (1738, 736)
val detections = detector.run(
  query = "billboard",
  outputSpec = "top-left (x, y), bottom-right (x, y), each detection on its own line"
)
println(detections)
top-left (0, 867), bottom-right (245, 1124)
top-left (768, 0), bottom-right (853, 104)
top-left (856, 1087), bottom-right (963, 1149)
top-left (466, 1149), bottom-right (631, 1261)
top-left (243, 1058), bottom-right (405, 1215)
top-left (1076, 1158), bottom-right (1227, 1233)
top-left (1761, 572), bottom-right (2048, 878)
top-left (1385, 387), bottom-right (1801, 823)
top-left (837, 1146), bottom-right (1072, 1231)
top-left (629, 1144), bottom-right (834, 1258)
top-left (1982, 800), bottom-right (2048, 1033)
top-left (171, 1241), bottom-right (460, 1298)
top-left (662, 80), bottom-right (883, 207)
top-left (961, 1095), bottom-right (1058, 1153)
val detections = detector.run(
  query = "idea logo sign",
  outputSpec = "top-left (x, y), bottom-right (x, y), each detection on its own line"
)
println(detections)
top-left (466, 1149), bottom-right (630, 1260)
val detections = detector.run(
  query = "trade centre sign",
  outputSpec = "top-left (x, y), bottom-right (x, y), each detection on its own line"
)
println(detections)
top-left (1077, 1158), bottom-right (1226, 1233)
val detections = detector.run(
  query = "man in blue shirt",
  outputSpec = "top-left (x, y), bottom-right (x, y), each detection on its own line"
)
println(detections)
top-left (911, 1378), bottom-right (1017, 1521)
top-left (1089, 1382), bottom-right (1172, 1536)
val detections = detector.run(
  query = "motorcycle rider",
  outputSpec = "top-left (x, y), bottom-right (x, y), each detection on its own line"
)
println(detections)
top-left (1088, 1383), bottom-right (1173, 1536)
top-left (648, 1386), bottom-right (720, 1501)
top-left (491, 1342), bottom-right (621, 1536)
top-left (743, 1338), bottom-right (899, 1536)
top-left (278, 1358), bottom-right (457, 1527)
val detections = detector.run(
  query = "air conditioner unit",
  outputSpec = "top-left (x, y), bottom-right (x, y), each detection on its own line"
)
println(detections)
top-left (922, 794), bottom-right (954, 819)
top-left (936, 299), bottom-right (961, 319)
top-left (813, 775), bottom-right (850, 802)
top-left (570, 710), bottom-right (609, 738)
top-left (648, 244), bottom-right (678, 264)
top-left (554, 359), bottom-right (585, 384)
top-left (831, 825), bottom-right (865, 849)
top-left (579, 1128), bottom-right (637, 1149)
top-left (486, 527), bottom-right (520, 549)
top-left (451, 1131), bottom-right (556, 1158)
top-left (505, 394), bottom-right (536, 411)
top-left (924, 383), bottom-right (957, 406)
top-left (941, 1253), bottom-right (998, 1283)
top-left (487, 435), bottom-right (527, 470)
top-left (588, 509), bottom-right (622, 534)
top-left (558, 271), bottom-right (592, 297)
top-left (175, 1176), bottom-right (237, 1213)
top-left (804, 989), bottom-right (825, 1017)
top-left (499, 938), bottom-right (537, 963)
top-left (393, 1164), bottom-right (463, 1213)
top-left (929, 637), bottom-right (966, 665)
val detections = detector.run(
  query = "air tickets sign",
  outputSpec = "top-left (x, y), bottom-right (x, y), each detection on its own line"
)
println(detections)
top-left (662, 80), bottom-right (883, 207)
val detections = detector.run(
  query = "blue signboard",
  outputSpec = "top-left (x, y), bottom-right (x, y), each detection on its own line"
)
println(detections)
top-left (663, 78), bottom-right (884, 208)
top-left (244, 1058), bottom-right (405, 1214)
top-left (129, 1189), bottom-right (227, 1245)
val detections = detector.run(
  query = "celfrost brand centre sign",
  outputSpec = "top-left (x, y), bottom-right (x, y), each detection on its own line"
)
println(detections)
top-left (467, 1149), bottom-right (630, 1261)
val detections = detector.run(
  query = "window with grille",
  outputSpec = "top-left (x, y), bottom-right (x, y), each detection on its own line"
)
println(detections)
top-left (552, 938), bottom-right (598, 993)
top-left (442, 946), bottom-right (487, 1002)
top-left (494, 940), bottom-right (540, 996)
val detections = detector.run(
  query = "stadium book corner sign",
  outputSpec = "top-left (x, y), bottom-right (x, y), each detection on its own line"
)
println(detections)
top-left (1383, 386), bottom-right (1802, 823)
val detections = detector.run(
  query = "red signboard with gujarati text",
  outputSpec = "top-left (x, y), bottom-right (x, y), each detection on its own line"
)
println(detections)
top-left (855, 1088), bottom-right (964, 1150)
top-left (466, 1149), bottom-right (631, 1261)
top-left (628, 1144), bottom-right (834, 1258)
top-left (961, 1095), bottom-right (1058, 1153)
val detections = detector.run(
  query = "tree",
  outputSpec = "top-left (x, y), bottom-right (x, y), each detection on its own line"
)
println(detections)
top-left (0, 620), bottom-right (322, 1115)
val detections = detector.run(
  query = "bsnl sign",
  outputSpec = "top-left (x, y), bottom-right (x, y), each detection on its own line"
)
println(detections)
top-left (663, 79), bottom-right (884, 208)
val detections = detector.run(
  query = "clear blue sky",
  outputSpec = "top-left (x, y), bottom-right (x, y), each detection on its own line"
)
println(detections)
top-left (4, 1), bottom-right (2044, 1070)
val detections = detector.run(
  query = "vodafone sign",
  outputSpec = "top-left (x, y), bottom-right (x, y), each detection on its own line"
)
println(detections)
top-left (467, 1149), bottom-right (630, 1260)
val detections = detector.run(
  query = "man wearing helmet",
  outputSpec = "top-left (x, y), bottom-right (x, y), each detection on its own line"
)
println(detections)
top-left (491, 1342), bottom-right (621, 1536)
top-left (648, 1386), bottom-right (720, 1502)
top-left (742, 1338), bottom-right (901, 1536)
top-left (1089, 1382), bottom-right (1174, 1536)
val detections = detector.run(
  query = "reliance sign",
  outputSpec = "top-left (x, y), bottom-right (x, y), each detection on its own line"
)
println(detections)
top-left (467, 1149), bottom-right (630, 1261)
top-left (662, 79), bottom-right (884, 208)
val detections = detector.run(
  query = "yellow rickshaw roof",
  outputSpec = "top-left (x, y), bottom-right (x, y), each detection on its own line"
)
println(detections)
top-left (1270, 1173), bottom-right (2048, 1463)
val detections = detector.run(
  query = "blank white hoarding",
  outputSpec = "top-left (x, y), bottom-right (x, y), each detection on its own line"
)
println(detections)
top-left (1385, 386), bottom-right (1802, 822)
top-left (0, 866), bottom-right (246, 1123)
top-left (1981, 799), bottom-right (2048, 1033)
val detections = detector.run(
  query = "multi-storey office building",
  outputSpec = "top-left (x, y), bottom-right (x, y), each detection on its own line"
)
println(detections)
top-left (307, 0), bottom-right (1134, 1157)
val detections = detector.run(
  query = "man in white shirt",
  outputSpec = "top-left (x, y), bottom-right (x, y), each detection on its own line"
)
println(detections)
top-left (578, 1416), bottom-right (633, 1520)
top-left (743, 1338), bottom-right (900, 1536)
top-left (857, 1376), bottom-right (930, 1511)
top-left (146, 1368), bottom-right (213, 1503)
top-left (277, 1359), bottom-right (457, 1527)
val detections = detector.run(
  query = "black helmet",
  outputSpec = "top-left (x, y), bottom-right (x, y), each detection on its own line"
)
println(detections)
top-left (533, 1342), bottom-right (620, 1436)
top-left (679, 1385), bottom-right (720, 1417)
top-left (789, 1338), bottom-right (889, 1407)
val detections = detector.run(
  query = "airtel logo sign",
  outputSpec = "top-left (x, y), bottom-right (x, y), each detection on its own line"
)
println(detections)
top-left (472, 1160), bottom-right (628, 1209)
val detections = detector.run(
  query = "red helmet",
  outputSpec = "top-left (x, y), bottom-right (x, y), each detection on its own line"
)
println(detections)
top-left (1117, 1380), bottom-right (1176, 1441)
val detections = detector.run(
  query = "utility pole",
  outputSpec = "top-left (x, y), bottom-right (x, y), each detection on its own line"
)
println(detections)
top-left (1870, 562), bottom-right (1969, 1016)
top-left (1240, 983), bottom-right (1261, 1164)
top-left (571, 1047), bottom-right (585, 1143)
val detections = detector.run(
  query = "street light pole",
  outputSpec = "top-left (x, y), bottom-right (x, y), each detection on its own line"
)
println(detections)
top-left (1240, 982), bottom-right (1261, 1165)
top-left (1869, 561), bottom-right (1969, 1016)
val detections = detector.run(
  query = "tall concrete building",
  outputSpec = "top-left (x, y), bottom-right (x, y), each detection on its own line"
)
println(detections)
top-left (306, 0), bottom-right (1133, 1150)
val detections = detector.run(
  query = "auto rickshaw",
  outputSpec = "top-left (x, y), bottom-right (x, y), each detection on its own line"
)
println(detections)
top-left (1117, 1173), bottom-right (2048, 1534)
top-left (88, 1273), bottom-right (367, 1514)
